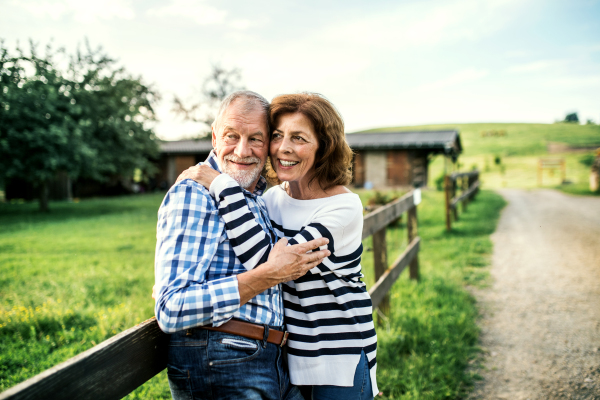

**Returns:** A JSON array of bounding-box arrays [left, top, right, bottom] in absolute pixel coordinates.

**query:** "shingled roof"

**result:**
[[345, 130, 462, 155], [159, 139, 213, 154], [159, 130, 462, 156]]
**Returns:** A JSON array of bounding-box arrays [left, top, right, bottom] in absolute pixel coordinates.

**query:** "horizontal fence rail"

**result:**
[[0, 318, 168, 400], [445, 171, 480, 231], [1, 190, 422, 400]]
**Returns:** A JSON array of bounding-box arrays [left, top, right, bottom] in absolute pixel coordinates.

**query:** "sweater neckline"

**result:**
[[275, 184, 358, 206]]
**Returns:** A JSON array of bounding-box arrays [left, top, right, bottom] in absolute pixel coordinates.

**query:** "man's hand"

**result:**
[[237, 237, 330, 305], [152, 284, 157, 301], [176, 165, 220, 189]]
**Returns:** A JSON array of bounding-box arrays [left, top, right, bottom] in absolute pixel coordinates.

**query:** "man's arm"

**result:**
[[154, 182, 239, 332]]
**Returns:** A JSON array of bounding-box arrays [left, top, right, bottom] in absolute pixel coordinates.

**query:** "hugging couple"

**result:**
[[154, 91, 378, 400]]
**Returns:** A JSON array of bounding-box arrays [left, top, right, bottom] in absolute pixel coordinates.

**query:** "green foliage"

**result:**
[[0, 40, 159, 210], [564, 112, 579, 123], [579, 153, 596, 168], [434, 171, 445, 191], [367, 190, 399, 206]]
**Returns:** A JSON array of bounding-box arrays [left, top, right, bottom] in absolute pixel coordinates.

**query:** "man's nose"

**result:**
[[234, 137, 253, 159]]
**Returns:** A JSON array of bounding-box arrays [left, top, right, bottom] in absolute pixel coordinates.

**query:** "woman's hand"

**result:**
[[176, 165, 221, 189]]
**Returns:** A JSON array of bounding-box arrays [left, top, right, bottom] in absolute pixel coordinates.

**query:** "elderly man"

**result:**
[[154, 90, 329, 400]]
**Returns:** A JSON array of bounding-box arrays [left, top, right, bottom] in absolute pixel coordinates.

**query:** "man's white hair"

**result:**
[[212, 90, 270, 133]]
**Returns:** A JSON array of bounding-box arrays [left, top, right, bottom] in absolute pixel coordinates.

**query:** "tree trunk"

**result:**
[[39, 180, 49, 212]]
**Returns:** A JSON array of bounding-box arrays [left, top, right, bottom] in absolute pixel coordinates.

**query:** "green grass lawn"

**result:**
[[362, 122, 600, 194], [0, 189, 505, 399]]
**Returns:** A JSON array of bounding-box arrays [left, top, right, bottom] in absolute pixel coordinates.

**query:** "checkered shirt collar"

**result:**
[[204, 150, 267, 196]]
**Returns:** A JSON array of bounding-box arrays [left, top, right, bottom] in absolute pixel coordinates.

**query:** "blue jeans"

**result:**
[[303, 351, 373, 400], [167, 328, 304, 400]]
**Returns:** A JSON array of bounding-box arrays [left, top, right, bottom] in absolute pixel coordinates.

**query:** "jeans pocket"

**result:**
[[167, 365, 193, 400], [208, 334, 261, 366]]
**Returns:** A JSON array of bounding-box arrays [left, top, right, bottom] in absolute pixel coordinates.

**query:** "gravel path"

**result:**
[[469, 189, 600, 400]]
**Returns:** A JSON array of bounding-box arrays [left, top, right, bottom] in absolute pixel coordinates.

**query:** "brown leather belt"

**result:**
[[200, 319, 289, 347]]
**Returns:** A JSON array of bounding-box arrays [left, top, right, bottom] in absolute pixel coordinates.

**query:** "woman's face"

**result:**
[[270, 112, 319, 186]]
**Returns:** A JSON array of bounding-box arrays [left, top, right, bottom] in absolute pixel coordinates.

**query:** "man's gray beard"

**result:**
[[219, 155, 262, 189]]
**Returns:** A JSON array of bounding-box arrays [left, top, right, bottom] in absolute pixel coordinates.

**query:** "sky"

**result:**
[[1, 0, 599, 140]]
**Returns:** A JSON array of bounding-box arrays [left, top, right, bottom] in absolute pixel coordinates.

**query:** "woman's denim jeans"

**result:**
[[167, 328, 303, 400]]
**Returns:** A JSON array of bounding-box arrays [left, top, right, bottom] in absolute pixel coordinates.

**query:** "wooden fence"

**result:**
[[0, 190, 421, 400], [444, 171, 480, 231]]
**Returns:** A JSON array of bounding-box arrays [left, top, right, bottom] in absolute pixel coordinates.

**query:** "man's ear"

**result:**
[[211, 126, 217, 150]]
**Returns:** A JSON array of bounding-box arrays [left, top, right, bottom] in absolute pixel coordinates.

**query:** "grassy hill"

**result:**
[[360, 123, 600, 191]]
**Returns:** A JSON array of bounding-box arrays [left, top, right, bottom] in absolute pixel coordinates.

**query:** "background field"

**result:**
[[0, 187, 505, 399], [363, 123, 600, 193]]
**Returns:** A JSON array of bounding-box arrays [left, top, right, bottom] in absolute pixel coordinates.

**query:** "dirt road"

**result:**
[[469, 189, 600, 400]]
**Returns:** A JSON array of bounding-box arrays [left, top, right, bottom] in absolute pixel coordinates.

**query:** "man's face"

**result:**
[[212, 99, 269, 191]]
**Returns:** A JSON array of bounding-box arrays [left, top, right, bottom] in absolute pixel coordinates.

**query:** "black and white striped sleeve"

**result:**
[[210, 175, 363, 279], [209, 174, 277, 271]]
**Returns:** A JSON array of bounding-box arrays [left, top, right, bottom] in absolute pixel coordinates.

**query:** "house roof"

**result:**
[[345, 130, 462, 155], [159, 130, 463, 157], [159, 139, 213, 154]]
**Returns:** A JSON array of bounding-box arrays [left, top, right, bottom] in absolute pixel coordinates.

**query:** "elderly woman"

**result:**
[[181, 93, 378, 400]]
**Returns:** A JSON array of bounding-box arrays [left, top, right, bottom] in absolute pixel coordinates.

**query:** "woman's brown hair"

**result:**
[[266, 93, 353, 190]]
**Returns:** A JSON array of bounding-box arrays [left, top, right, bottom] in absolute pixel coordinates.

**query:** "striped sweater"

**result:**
[[210, 175, 378, 395]]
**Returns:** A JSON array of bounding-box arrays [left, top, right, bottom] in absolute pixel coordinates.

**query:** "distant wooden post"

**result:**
[[462, 177, 468, 212], [444, 175, 451, 231], [372, 228, 389, 319], [407, 206, 419, 280], [452, 178, 458, 221]]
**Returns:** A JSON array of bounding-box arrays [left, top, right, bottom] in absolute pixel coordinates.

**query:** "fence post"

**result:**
[[462, 177, 468, 213], [407, 206, 419, 280], [444, 175, 451, 231], [452, 177, 458, 221], [372, 227, 389, 319]]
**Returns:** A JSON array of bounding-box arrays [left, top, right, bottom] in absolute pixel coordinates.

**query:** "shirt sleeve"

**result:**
[[154, 180, 241, 333], [210, 175, 364, 280], [210, 174, 277, 271]]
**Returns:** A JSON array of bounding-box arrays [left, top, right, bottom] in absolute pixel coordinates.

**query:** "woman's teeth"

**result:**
[[280, 160, 299, 167]]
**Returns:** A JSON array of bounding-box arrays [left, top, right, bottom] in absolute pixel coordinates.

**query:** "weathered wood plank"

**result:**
[[362, 191, 415, 240], [407, 207, 419, 280], [368, 237, 420, 309], [450, 180, 480, 208], [0, 317, 169, 400], [372, 228, 389, 315], [449, 171, 479, 180]]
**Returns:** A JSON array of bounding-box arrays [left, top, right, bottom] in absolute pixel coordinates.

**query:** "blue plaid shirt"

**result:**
[[154, 151, 282, 333]]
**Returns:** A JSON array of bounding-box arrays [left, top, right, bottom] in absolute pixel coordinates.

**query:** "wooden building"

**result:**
[[156, 130, 462, 190], [346, 130, 462, 188], [156, 139, 213, 188]]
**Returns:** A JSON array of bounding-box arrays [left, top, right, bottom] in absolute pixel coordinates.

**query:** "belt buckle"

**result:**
[[280, 331, 289, 347]]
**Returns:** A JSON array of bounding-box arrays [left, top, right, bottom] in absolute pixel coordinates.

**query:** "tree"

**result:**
[[0, 40, 160, 211], [67, 42, 159, 186], [0, 41, 88, 211], [564, 112, 579, 123], [172, 64, 244, 137]]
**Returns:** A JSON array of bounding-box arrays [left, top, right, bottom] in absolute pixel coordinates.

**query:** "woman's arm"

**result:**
[[211, 174, 363, 279]]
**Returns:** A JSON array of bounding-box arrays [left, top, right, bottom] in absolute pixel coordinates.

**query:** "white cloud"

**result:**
[[9, 0, 135, 22], [508, 60, 565, 73], [318, 0, 523, 50], [147, 0, 227, 25], [415, 68, 489, 92]]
